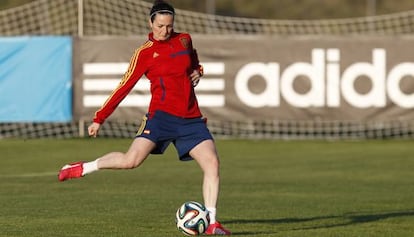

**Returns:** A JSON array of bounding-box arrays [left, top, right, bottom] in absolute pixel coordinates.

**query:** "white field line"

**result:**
[[0, 171, 57, 178]]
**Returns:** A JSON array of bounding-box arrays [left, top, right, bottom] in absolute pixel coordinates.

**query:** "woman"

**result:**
[[58, 0, 231, 235]]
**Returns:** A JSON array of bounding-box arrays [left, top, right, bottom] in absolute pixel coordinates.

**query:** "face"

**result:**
[[149, 14, 174, 41]]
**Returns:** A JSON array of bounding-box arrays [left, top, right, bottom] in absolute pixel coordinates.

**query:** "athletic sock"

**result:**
[[206, 207, 217, 224], [82, 159, 99, 176]]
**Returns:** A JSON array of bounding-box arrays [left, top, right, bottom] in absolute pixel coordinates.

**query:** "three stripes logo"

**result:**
[[82, 62, 225, 108]]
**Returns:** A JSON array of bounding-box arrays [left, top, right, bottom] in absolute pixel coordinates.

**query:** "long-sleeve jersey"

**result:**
[[93, 32, 203, 124]]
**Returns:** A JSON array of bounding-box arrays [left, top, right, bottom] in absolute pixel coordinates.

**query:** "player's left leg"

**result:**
[[189, 139, 220, 210], [189, 139, 231, 235]]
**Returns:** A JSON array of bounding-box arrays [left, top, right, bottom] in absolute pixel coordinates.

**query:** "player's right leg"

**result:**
[[58, 137, 155, 181]]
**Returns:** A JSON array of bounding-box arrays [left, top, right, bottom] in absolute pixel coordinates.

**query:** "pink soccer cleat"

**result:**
[[58, 162, 84, 182], [205, 221, 231, 235]]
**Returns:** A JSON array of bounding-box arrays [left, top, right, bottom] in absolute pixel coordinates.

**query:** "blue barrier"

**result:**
[[0, 36, 72, 122]]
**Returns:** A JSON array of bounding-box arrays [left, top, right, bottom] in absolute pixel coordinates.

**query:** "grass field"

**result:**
[[1, 138, 414, 236]]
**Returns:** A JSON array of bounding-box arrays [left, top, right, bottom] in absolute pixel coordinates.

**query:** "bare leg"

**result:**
[[189, 139, 220, 211], [191, 140, 232, 234], [59, 137, 156, 181], [97, 137, 156, 169]]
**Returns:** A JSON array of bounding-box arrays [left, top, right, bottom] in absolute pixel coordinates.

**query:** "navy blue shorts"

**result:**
[[136, 111, 213, 161]]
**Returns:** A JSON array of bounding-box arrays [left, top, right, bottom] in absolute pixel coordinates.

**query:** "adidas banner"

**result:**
[[73, 36, 414, 122]]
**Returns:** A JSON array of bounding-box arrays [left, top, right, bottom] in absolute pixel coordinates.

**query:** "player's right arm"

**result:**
[[88, 122, 100, 137], [90, 42, 152, 136]]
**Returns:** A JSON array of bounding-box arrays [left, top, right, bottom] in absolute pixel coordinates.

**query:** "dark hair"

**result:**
[[149, 0, 175, 22]]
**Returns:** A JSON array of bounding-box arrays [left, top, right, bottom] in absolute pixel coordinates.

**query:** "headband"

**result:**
[[150, 10, 175, 19]]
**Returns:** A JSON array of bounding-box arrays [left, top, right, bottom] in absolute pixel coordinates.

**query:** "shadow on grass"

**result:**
[[224, 209, 414, 235]]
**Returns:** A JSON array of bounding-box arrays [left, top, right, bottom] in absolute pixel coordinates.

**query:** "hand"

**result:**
[[88, 122, 101, 138], [190, 69, 201, 87]]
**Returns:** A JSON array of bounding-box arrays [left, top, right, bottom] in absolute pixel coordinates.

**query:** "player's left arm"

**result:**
[[189, 35, 203, 87], [190, 67, 202, 87]]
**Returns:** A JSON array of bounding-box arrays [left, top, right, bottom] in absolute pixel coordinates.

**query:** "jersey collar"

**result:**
[[148, 31, 177, 43]]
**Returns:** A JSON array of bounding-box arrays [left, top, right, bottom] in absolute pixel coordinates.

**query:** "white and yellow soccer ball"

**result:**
[[175, 201, 210, 236]]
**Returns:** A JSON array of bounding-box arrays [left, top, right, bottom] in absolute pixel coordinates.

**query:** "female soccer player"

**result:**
[[58, 0, 231, 235]]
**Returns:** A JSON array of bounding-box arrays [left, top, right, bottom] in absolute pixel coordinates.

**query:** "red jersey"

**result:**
[[93, 32, 203, 124]]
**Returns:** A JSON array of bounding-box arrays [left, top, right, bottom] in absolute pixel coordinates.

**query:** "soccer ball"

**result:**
[[175, 201, 210, 236]]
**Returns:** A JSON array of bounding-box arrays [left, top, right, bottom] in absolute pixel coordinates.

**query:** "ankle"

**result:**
[[82, 160, 99, 176], [206, 207, 217, 224]]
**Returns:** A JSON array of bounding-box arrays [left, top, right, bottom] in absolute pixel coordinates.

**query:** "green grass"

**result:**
[[1, 138, 414, 236]]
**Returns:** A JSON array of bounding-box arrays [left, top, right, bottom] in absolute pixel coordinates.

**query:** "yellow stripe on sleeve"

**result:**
[[94, 41, 153, 121]]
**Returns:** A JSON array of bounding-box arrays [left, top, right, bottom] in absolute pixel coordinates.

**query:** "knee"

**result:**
[[211, 156, 220, 169], [122, 160, 137, 169], [121, 154, 143, 169], [205, 155, 220, 176]]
